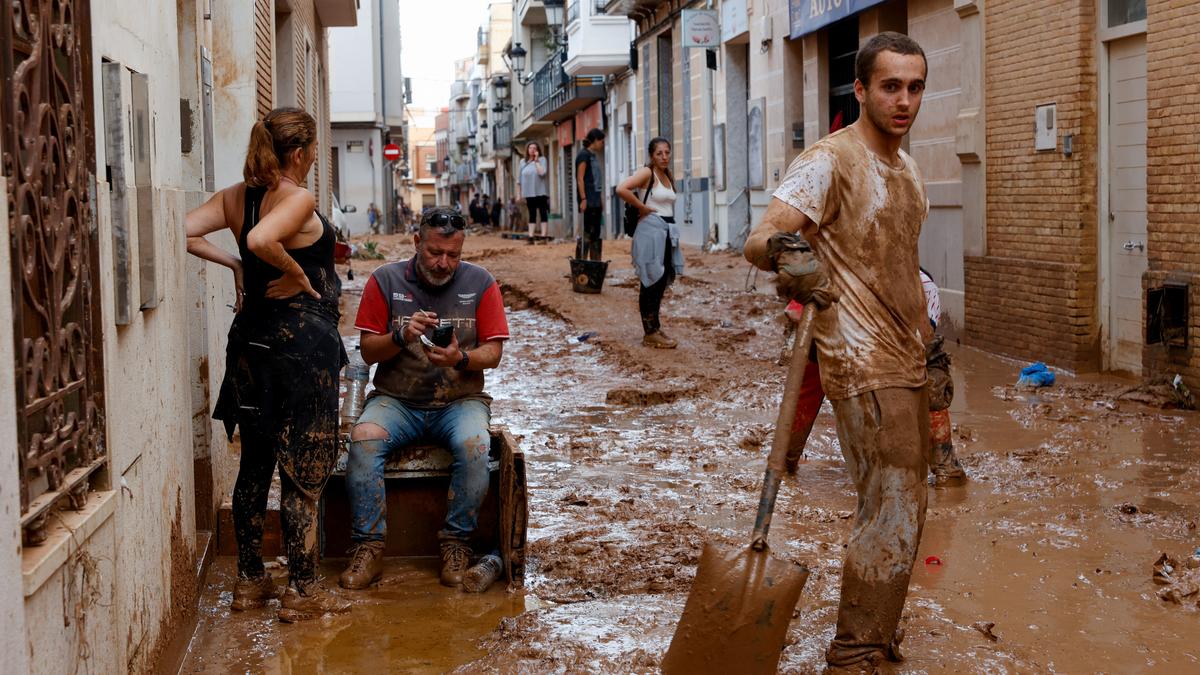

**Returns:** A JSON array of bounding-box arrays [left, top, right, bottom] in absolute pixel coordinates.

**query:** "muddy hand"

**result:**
[[776, 250, 838, 309], [423, 332, 461, 368], [404, 310, 439, 344], [265, 270, 321, 300]]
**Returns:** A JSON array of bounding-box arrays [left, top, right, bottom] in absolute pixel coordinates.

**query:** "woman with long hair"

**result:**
[[517, 141, 550, 241], [185, 107, 350, 622], [617, 137, 684, 348]]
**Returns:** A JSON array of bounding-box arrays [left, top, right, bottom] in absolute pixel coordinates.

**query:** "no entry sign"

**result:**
[[382, 143, 402, 162]]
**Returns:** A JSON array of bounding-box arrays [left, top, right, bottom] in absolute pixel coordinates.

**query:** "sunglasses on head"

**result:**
[[424, 212, 466, 230]]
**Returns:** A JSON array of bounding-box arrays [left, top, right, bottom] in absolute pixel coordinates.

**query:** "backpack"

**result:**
[[622, 177, 652, 237]]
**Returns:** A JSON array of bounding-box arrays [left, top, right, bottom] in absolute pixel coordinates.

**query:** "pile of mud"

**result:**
[[1153, 552, 1200, 607]]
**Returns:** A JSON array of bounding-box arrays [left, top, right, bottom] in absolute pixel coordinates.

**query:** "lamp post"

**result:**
[[506, 43, 532, 86]]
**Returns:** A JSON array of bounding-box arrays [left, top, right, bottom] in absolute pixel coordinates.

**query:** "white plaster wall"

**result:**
[[330, 1, 378, 122], [0, 180, 31, 674], [14, 2, 204, 672], [212, 1, 259, 188], [334, 127, 386, 234]]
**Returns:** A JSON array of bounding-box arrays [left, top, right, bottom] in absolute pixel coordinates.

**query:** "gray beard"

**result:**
[[416, 260, 453, 287]]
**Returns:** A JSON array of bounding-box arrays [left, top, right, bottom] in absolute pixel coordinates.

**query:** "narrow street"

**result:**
[[180, 236, 1200, 673]]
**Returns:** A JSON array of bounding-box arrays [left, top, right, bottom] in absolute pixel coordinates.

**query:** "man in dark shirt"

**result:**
[[340, 207, 510, 590], [575, 128, 606, 261]]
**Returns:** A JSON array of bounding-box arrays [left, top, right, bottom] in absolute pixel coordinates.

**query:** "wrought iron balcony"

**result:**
[[533, 48, 606, 122], [493, 115, 513, 152], [451, 80, 470, 102]]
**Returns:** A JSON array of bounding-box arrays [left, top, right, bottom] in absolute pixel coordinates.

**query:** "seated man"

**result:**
[[341, 207, 510, 589]]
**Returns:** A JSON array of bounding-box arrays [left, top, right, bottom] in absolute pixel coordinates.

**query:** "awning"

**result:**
[[788, 0, 886, 40]]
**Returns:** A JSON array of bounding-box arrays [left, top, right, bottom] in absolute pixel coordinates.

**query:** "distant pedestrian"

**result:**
[[367, 202, 381, 233], [617, 137, 683, 349], [468, 194, 482, 224], [184, 107, 350, 622], [480, 194, 492, 227], [575, 128, 606, 260], [491, 196, 503, 230], [517, 142, 549, 241]]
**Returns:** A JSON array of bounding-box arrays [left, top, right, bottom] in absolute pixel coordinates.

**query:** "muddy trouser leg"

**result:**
[[347, 395, 424, 544], [429, 399, 492, 542], [278, 467, 322, 591], [788, 357, 825, 465], [638, 239, 675, 335], [232, 428, 277, 579], [928, 408, 966, 483], [583, 207, 603, 260], [826, 387, 929, 668]]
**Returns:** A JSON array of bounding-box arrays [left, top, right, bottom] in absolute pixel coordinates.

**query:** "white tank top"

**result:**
[[645, 170, 676, 218]]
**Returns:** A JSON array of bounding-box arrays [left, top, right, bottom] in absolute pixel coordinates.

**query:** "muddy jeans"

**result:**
[[827, 386, 930, 668], [233, 427, 323, 590], [348, 395, 491, 543]]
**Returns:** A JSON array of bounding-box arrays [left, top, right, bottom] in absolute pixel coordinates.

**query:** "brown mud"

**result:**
[[180, 235, 1200, 673]]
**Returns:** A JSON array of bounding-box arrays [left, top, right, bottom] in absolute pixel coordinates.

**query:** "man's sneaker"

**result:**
[[231, 574, 283, 611], [277, 585, 352, 623], [929, 442, 968, 487], [642, 331, 678, 349], [440, 540, 473, 587], [339, 541, 385, 590]]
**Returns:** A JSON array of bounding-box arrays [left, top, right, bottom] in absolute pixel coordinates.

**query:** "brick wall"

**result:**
[[965, 0, 1100, 370], [1143, 0, 1200, 384]]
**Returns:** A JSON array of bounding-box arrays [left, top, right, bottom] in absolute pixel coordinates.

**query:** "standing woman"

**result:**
[[617, 137, 684, 349], [185, 107, 350, 622], [517, 141, 550, 241]]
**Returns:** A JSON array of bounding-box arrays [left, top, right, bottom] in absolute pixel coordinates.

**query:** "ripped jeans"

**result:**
[[348, 395, 492, 543]]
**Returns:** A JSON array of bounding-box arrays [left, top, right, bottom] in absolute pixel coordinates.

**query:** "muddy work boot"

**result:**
[[231, 574, 283, 611], [339, 541, 385, 590], [277, 585, 352, 623], [440, 540, 473, 587], [642, 331, 678, 349], [929, 442, 968, 487]]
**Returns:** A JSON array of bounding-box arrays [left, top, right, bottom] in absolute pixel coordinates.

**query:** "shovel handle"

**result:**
[[751, 303, 818, 550]]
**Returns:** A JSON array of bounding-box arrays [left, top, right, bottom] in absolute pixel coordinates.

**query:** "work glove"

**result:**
[[926, 334, 953, 411], [766, 233, 838, 309]]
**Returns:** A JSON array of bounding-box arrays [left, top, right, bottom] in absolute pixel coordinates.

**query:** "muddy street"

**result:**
[[181, 236, 1200, 673]]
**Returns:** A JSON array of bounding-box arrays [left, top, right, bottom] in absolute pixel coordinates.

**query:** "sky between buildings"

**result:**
[[400, 0, 494, 111]]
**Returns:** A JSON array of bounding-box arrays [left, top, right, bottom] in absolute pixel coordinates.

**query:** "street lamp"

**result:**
[[507, 43, 533, 86], [544, 0, 564, 29]]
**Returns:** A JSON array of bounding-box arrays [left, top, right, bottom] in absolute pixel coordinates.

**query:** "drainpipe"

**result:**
[[378, 0, 393, 233]]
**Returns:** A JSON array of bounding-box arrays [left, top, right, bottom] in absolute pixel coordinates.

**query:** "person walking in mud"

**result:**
[[781, 268, 966, 486], [185, 107, 350, 622], [575, 128, 606, 260], [617, 137, 685, 349], [340, 206, 510, 590], [517, 141, 550, 241], [745, 32, 940, 671]]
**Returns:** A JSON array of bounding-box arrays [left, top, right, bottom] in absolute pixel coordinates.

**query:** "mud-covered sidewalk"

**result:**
[[183, 234, 1200, 673]]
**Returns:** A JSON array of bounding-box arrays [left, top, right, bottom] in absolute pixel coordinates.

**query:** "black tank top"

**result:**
[[239, 185, 339, 308]]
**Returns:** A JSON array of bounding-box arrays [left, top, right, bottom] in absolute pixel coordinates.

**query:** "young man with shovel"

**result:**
[[745, 32, 943, 672]]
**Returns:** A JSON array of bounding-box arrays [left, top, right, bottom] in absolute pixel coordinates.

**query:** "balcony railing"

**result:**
[[533, 48, 607, 121], [451, 80, 470, 101], [567, 0, 580, 24], [493, 115, 513, 151]]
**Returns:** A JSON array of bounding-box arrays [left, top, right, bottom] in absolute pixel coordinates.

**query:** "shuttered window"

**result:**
[[254, 0, 274, 119]]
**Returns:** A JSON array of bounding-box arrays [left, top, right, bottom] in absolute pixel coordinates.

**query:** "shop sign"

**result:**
[[681, 10, 720, 48], [788, 0, 886, 39], [721, 0, 748, 43]]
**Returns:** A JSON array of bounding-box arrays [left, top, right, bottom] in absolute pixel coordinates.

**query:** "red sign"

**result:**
[[382, 143, 402, 161]]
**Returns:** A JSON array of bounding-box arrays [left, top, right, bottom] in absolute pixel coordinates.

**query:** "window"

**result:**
[[1107, 0, 1146, 27], [827, 16, 859, 133]]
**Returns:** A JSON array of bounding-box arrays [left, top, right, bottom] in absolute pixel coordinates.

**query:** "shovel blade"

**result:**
[[662, 540, 809, 675]]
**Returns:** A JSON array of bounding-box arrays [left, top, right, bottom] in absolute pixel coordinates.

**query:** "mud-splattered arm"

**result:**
[[744, 199, 818, 271]]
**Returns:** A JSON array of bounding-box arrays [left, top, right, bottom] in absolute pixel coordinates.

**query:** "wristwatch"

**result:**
[[454, 349, 470, 371]]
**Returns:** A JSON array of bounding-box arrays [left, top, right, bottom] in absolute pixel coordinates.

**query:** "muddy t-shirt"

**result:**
[[355, 259, 509, 408], [770, 127, 929, 400]]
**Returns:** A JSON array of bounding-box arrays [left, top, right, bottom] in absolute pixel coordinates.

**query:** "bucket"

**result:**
[[569, 258, 609, 294]]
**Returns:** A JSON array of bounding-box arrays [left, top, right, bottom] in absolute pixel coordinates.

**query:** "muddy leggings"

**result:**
[[638, 237, 676, 335], [826, 386, 929, 668], [233, 427, 321, 591]]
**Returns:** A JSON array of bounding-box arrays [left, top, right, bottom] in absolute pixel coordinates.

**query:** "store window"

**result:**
[[1107, 0, 1146, 27], [827, 16, 859, 133]]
